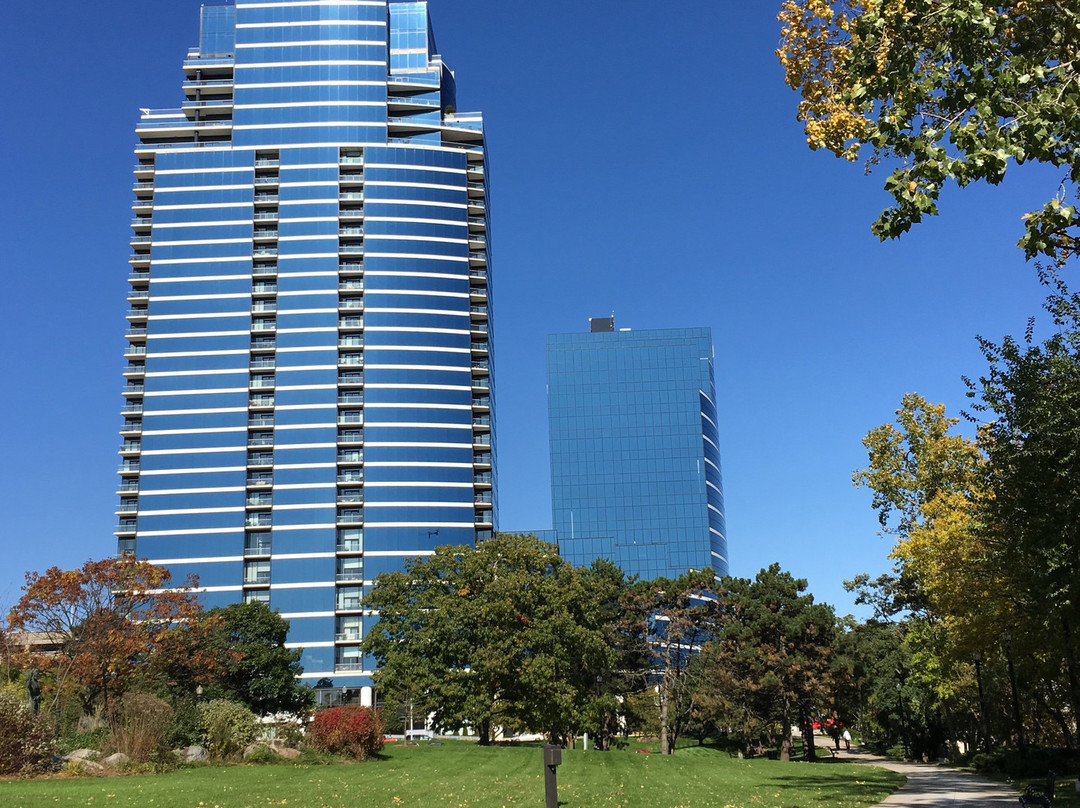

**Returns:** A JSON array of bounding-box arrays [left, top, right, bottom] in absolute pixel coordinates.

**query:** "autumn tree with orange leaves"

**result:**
[[7, 557, 204, 714]]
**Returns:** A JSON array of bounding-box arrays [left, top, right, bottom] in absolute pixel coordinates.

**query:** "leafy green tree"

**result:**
[[697, 565, 837, 761], [623, 569, 719, 755], [778, 0, 1080, 266], [968, 274, 1080, 740], [198, 601, 313, 717], [362, 533, 624, 745]]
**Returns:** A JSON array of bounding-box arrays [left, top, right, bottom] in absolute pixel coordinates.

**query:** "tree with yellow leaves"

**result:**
[[778, 0, 1080, 266]]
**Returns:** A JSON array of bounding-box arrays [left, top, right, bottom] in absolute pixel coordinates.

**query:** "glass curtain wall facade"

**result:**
[[117, 0, 496, 691], [546, 326, 726, 580]]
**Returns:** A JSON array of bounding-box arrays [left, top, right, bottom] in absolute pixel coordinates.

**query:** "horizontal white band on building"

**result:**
[[236, 40, 384, 49]]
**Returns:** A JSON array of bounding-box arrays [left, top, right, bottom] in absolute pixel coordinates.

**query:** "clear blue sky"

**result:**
[[0, 1, 1057, 617]]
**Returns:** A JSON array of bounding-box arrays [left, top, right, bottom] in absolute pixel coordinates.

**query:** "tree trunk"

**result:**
[[941, 703, 960, 761], [659, 682, 671, 755], [799, 706, 816, 761], [477, 718, 491, 746], [779, 702, 792, 762], [1005, 647, 1026, 755], [1063, 618, 1080, 751]]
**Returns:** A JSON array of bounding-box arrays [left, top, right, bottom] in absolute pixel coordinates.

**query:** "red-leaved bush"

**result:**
[[307, 705, 384, 760]]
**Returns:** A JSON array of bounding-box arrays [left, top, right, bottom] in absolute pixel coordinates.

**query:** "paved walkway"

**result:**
[[837, 747, 1021, 807]]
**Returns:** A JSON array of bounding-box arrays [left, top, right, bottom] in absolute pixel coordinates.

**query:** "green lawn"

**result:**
[[0, 741, 904, 808]]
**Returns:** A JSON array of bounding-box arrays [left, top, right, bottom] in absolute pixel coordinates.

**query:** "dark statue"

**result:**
[[26, 668, 41, 714]]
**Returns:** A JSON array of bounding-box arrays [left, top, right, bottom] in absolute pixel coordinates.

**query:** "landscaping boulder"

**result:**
[[175, 745, 209, 763], [63, 749, 100, 763], [104, 753, 130, 768]]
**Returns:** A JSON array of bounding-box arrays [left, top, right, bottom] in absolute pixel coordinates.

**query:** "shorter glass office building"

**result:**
[[546, 321, 726, 580]]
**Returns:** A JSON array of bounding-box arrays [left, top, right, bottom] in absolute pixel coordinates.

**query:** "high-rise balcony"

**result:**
[[181, 98, 234, 113], [136, 118, 233, 137], [339, 207, 364, 220], [339, 244, 364, 256], [243, 571, 271, 587], [386, 95, 440, 110], [339, 191, 364, 202], [244, 541, 272, 558], [181, 78, 234, 95], [254, 211, 279, 221]]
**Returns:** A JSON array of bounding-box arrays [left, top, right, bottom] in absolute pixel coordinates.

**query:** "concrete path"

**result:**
[[838, 747, 1021, 807]]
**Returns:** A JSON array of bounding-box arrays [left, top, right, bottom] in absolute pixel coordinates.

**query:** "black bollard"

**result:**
[[543, 743, 562, 808]]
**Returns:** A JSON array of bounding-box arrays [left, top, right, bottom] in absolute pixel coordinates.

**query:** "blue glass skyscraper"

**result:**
[[547, 320, 726, 580], [117, 1, 495, 696]]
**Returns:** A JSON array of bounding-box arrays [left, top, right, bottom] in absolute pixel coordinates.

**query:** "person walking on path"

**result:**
[[845, 746, 1021, 807]]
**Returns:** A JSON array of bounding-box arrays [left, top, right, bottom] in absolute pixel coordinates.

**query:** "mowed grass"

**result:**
[[0, 741, 904, 808]]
